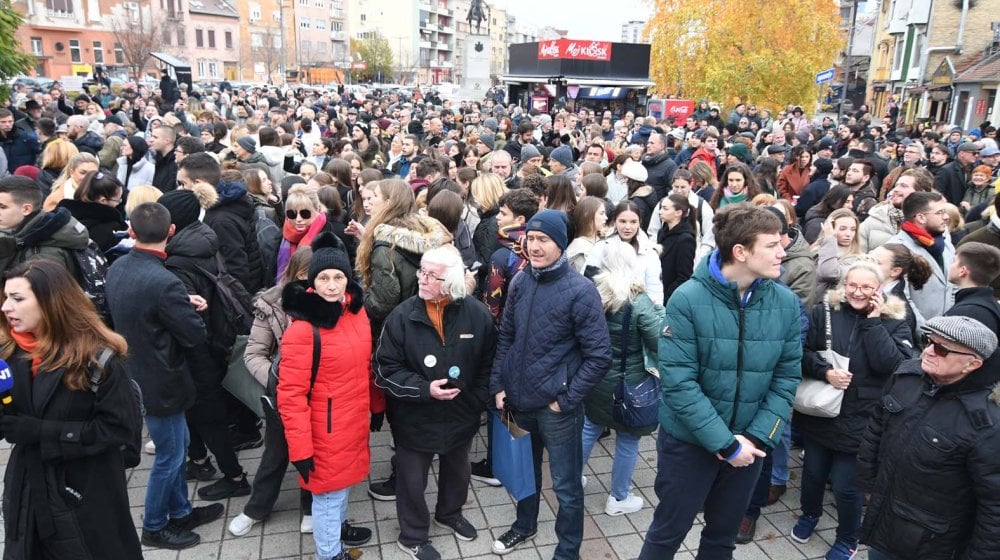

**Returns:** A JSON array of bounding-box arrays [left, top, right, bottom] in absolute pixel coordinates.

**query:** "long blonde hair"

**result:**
[[52, 152, 99, 193], [824, 208, 862, 257], [40, 139, 79, 171], [355, 179, 417, 288]]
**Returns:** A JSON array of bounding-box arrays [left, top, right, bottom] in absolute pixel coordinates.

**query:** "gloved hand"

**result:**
[[370, 411, 385, 432], [292, 457, 315, 483], [0, 414, 43, 444]]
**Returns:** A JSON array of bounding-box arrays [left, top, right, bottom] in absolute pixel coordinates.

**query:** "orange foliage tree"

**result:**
[[645, 0, 844, 111]]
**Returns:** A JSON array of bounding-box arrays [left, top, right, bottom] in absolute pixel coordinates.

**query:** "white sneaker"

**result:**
[[581, 475, 588, 488], [300, 514, 313, 534], [228, 513, 258, 537], [144, 440, 156, 455], [605, 493, 644, 516]]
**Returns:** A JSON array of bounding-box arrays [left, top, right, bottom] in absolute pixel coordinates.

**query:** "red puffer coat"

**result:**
[[278, 279, 372, 494]]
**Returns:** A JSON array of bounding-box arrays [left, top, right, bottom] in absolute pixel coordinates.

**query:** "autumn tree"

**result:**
[[0, 0, 35, 102], [110, 3, 165, 80], [349, 34, 394, 83], [646, 0, 843, 111]]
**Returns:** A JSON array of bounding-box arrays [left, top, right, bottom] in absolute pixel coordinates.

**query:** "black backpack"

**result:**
[[255, 207, 280, 289], [72, 239, 111, 324], [192, 252, 255, 357], [89, 348, 144, 469]]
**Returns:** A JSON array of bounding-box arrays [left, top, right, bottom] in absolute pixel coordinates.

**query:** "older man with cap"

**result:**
[[858, 315, 1000, 560], [979, 145, 1000, 178], [490, 209, 612, 558], [937, 142, 980, 206]]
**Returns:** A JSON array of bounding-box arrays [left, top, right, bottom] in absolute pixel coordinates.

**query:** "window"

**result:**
[[251, 33, 263, 48], [360, 13, 366, 22], [30, 37, 43, 56], [249, 3, 261, 21], [315, 19, 325, 30], [208, 30, 215, 48], [273, 35, 282, 48], [46, 0, 73, 14], [314, 0, 323, 6], [299, 0, 307, 4], [114, 42, 124, 64], [162, 27, 172, 45], [195, 29, 204, 47], [300, 17, 310, 28], [316, 41, 325, 53], [208, 62, 218, 77], [177, 26, 186, 46], [92, 41, 103, 64], [69, 39, 81, 62], [197, 60, 206, 76], [225, 30, 233, 49], [910, 31, 924, 69], [332, 20, 343, 31], [892, 36, 904, 71]]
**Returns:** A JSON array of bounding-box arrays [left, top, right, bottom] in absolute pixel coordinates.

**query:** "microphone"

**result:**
[[0, 359, 13, 408]]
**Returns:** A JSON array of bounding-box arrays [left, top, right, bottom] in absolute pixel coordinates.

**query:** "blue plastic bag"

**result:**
[[490, 410, 536, 501]]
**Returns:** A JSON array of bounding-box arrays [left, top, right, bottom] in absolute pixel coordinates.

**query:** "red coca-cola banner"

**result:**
[[663, 100, 695, 121], [537, 39, 613, 61]]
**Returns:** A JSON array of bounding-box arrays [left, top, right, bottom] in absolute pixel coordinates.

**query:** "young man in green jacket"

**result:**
[[639, 204, 803, 559]]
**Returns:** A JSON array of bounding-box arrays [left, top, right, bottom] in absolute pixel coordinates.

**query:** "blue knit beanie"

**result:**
[[525, 209, 569, 250]]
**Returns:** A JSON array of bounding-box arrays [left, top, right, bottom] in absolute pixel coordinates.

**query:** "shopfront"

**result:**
[[501, 40, 652, 118]]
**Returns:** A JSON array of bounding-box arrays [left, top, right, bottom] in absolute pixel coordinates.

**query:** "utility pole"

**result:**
[[278, 0, 286, 84], [838, 0, 858, 121]]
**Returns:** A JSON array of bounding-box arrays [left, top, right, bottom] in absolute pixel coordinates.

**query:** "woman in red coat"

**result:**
[[279, 232, 373, 560]]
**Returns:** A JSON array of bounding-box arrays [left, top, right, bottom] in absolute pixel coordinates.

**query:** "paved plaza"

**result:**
[[0, 423, 871, 559]]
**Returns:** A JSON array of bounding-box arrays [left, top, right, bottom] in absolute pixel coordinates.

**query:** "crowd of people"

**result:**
[[1, 76, 1000, 560]]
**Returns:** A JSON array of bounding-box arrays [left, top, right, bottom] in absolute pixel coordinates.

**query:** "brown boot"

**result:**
[[767, 484, 787, 505]]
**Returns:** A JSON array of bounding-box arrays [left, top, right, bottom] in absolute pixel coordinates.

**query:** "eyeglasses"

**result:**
[[416, 268, 445, 282], [286, 209, 312, 220], [921, 334, 978, 358], [844, 282, 877, 295]]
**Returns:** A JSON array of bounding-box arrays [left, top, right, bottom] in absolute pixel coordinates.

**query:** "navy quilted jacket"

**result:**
[[658, 251, 802, 454], [491, 256, 612, 412]]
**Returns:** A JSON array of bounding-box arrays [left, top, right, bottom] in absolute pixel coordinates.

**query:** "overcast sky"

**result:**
[[496, 0, 654, 42]]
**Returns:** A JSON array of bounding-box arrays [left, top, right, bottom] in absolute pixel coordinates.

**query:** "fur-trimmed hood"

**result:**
[[281, 279, 365, 329], [372, 214, 451, 255], [826, 288, 908, 320]]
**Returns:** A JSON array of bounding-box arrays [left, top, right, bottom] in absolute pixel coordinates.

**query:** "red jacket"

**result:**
[[278, 280, 372, 494], [778, 164, 811, 200], [687, 147, 718, 177]]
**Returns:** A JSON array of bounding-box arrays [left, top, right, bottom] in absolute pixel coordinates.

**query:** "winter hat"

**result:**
[[813, 158, 834, 177], [957, 142, 981, 153], [817, 137, 836, 152], [479, 132, 496, 151], [922, 315, 997, 359], [159, 189, 202, 232], [520, 143, 541, 161], [308, 232, 353, 285], [550, 145, 574, 168], [794, 129, 810, 145], [236, 136, 257, 153], [762, 206, 789, 236], [621, 158, 648, 183], [13, 165, 40, 181], [483, 117, 498, 133], [353, 121, 370, 138], [727, 143, 751, 163], [525, 209, 569, 251]]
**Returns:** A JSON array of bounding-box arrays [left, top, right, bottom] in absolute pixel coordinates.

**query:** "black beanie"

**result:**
[[159, 189, 201, 232], [308, 232, 352, 285]]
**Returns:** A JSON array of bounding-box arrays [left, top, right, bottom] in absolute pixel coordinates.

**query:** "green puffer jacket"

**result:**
[[583, 292, 664, 435], [658, 251, 803, 454]]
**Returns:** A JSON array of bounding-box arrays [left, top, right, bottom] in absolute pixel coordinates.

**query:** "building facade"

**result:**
[[349, 0, 455, 85], [13, 0, 128, 79], [621, 20, 646, 43]]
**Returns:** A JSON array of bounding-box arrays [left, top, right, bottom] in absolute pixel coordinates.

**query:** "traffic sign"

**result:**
[[815, 68, 835, 84]]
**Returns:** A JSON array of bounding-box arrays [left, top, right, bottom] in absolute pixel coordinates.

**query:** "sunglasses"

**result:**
[[286, 209, 312, 220], [921, 334, 977, 358]]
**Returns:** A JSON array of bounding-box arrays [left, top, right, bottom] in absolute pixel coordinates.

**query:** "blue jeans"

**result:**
[[581, 416, 642, 500], [771, 422, 791, 485], [511, 405, 585, 560], [639, 431, 763, 560], [312, 487, 350, 560], [799, 436, 862, 545], [144, 413, 192, 531]]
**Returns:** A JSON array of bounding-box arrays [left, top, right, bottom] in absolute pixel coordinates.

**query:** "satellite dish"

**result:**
[[55, 42, 65, 51]]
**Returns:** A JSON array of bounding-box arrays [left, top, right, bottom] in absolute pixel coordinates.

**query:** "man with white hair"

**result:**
[[67, 114, 104, 156], [374, 245, 497, 560]]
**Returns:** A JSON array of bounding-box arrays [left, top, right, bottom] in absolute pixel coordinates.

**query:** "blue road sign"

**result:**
[[815, 68, 835, 85]]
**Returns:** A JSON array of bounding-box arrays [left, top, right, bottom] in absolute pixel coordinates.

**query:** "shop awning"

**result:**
[[501, 75, 653, 88], [578, 87, 629, 99]]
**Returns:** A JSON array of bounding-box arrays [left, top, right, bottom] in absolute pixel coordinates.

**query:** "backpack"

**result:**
[[89, 348, 144, 469], [255, 207, 280, 288], [192, 252, 255, 357], [72, 240, 111, 324]]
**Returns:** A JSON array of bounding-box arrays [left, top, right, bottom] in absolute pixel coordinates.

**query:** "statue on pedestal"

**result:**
[[466, 0, 489, 35]]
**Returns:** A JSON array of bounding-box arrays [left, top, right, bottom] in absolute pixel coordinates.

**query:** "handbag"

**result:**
[[221, 335, 265, 418], [490, 410, 536, 501], [611, 302, 662, 429], [794, 297, 848, 418]]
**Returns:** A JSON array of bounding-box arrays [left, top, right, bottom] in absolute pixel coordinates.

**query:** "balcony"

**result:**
[[430, 59, 452, 68], [330, 7, 344, 19], [437, 41, 451, 51], [330, 30, 347, 42], [46, 8, 74, 18], [420, 38, 432, 49]]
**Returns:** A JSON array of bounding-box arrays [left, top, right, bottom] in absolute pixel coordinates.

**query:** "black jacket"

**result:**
[[858, 359, 1000, 559], [642, 151, 678, 200], [473, 206, 500, 287], [1, 353, 142, 560], [944, 286, 1000, 374], [107, 248, 207, 415], [373, 295, 496, 454], [1, 127, 41, 173], [151, 149, 178, 193], [56, 199, 127, 253], [73, 131, 104, 156], [205, 181, 264, 294], [796, 289, 912, 454], [165, 222, 231, 423], [658, 219, 695, 305], [936, 160, 971, 206]]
